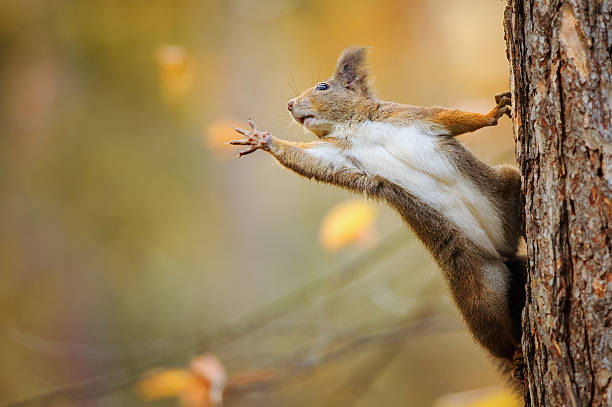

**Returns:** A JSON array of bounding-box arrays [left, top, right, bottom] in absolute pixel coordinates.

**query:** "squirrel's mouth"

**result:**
[[296, 115, 314, 125]]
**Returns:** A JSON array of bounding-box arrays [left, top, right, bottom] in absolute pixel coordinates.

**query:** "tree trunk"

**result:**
[[503, 1, 612, 406]]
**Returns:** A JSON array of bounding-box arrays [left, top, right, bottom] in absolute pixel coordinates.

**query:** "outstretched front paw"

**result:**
[[230, 118, 273, 158], [491, 91, 512, 123]]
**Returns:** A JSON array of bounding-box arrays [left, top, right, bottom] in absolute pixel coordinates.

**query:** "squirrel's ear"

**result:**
[[333, 47, 370, 96]]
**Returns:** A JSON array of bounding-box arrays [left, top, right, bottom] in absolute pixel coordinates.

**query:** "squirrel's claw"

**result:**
[[230, 118, 271, 157], [231, 126, 257, 155], [500, 105, 512, 119], [495, 91, 511, 105], [229, 139, 251, 145], [234, 127, 251, 137], [492, 93, 512, 121], [238, 146, 258, 157]]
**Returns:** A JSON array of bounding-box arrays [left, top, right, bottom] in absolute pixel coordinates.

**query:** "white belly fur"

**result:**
[[337, 121, 505, 259]]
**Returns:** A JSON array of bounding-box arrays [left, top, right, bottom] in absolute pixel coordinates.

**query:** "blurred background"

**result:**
[[0, 0, 519, 406]]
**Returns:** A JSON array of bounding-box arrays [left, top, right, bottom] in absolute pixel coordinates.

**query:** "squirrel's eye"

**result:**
[[316, 82, 329, 91]]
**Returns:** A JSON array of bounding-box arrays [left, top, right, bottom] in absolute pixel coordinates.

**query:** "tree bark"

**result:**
[[503, 1, 612, 406]]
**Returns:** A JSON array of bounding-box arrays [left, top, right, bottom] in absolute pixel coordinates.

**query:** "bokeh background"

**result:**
[[0, 0, 519, 406]]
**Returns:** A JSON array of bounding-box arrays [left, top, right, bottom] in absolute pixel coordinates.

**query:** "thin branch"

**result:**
[[223, 313, 459, 398], [3, 230, 413, 407]]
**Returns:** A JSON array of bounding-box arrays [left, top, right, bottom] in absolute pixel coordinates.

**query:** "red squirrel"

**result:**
[[231, 47, 526, 378]]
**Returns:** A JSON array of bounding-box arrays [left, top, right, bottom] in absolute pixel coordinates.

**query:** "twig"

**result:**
[[223, 313, 459, 398], [3, 230, 412, 406]]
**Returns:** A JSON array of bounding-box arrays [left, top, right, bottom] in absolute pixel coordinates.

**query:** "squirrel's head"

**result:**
[[288, 47, 373, 137]]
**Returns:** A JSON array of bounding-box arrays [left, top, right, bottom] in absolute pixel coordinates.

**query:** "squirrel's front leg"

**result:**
[[431, 91, 512, 136], [232, 119, 368, 191]]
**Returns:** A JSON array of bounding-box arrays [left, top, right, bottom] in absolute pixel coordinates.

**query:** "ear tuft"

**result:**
[[333, 47, 371, 96]]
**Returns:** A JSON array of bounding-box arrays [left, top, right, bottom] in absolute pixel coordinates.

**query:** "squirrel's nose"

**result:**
[[287, 100, 294, 111]]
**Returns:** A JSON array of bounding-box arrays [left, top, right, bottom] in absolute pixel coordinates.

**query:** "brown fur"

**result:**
[[234, 47, 525, 375], [266, 137, 521, 361], [289, 48, 511, 138]]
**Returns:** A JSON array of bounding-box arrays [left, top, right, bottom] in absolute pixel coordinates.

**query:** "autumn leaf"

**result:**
[[205, 119, 245, 158], [137, 353, 226, 406], [319, 200, 377, 251], [138, 369, 199, 400], [467, 391, 521, 407], [433, 386, 521, 407]]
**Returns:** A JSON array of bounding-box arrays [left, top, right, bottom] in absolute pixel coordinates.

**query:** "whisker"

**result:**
[[284, 80, 297, 97], [288, 63, 299, 95], [282, 120, 297, 134]]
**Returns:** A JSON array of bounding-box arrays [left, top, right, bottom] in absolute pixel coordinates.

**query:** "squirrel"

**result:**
[[231, 47, 526, 378]]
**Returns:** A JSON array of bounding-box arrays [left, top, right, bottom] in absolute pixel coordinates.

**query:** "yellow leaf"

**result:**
[[467, 390, 521, 407], [319, 200, 376, 251], [137, 369, 199, 400], [433, 386, 521, 407], [180, 387, 212, 407]]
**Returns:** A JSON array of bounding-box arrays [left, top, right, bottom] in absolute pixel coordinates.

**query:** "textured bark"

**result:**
[[504, 1, 612, 406]]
